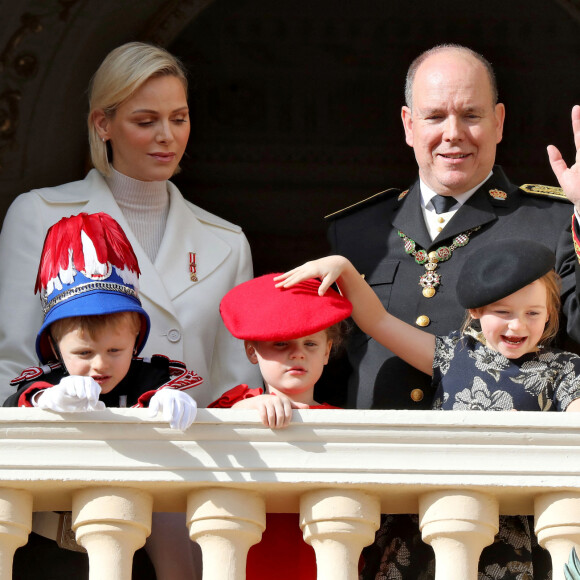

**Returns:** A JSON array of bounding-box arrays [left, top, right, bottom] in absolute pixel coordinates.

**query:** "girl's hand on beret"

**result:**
[[274, 256, 351, 295]]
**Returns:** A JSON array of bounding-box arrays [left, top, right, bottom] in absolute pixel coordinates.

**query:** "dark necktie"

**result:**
[[431, 195, 457, 214]]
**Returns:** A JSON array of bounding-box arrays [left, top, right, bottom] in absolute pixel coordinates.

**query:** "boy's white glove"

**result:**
[[148, 388, 197, 430], [36, 376, 105, 412]]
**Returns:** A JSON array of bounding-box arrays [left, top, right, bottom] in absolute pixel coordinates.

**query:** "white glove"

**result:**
[[148, 388, 197, 430], [36, 376, 105, 412]]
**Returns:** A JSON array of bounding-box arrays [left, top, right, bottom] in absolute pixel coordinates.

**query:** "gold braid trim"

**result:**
[[520, 183, 569, 202]]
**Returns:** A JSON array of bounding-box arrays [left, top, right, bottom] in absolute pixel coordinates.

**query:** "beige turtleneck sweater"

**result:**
[[105, 168, 170, 263]]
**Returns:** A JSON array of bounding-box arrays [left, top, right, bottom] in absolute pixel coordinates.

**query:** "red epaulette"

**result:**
[[10, 361, 62, 386], [147, 354, 204, 391], [164, 360, 203, 391]]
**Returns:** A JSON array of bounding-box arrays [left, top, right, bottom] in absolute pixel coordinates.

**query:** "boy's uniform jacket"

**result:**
[[3, 355, 202, 408]]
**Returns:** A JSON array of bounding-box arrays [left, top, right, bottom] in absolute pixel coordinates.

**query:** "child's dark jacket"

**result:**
[[3, 355, 202, 408]]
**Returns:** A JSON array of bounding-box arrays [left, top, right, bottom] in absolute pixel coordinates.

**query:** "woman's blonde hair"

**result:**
[[461, 270, 561, 347], [88, 42, 188, 175]]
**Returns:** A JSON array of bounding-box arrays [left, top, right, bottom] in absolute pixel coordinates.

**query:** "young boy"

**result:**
[[209, 272, 351, 426], [4, 212, 201, 419], [208, 272, 352, 579], [3, 212, 201, 580]]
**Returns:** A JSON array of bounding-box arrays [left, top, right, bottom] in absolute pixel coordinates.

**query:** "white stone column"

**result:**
[[0, 488, 32, 578], [535, 492, 580, 580], [72, 487, 152, 580], [300, 489, 380, 580], [419, 490, 499, 580], [187, 488, 265, 580]]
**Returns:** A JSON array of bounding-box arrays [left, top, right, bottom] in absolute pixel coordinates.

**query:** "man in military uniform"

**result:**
[[326, 44, 580, 411]]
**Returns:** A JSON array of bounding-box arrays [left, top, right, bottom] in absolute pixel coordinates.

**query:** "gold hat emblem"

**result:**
[[489, 189, 507, 200]]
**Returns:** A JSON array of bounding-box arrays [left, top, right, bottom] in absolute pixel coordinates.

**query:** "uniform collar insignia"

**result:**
[[489, 188, 507, 200]]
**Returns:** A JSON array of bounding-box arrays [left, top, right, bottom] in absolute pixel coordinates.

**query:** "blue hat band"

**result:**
[[41, 281, 138, 316]]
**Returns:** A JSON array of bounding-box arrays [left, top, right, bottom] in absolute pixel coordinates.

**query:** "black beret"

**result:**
[[456, 239, 556, 309]]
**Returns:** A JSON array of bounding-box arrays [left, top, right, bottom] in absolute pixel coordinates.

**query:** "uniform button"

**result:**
[[167, 328, 181, 343], [438, 217, 445, 223], [437, 226, 443, 232], [416, 315, 430, 327], [410, 389, 424, 402]]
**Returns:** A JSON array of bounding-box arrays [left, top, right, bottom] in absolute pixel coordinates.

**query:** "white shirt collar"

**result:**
[[420, 170, 494, 210], [419, 171, 493, 241]]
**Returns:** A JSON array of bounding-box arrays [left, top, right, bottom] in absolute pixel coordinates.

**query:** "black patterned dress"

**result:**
[[360, 330, 580, 580]]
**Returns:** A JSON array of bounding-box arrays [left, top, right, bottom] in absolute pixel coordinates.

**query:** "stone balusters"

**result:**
[[419, 490, 499, 580], [535, 492, 580, 580], [187, 488, 266, 580], [72, 487, 153, 580], [300, 489, 380, 580], [0, 489, 32, 578], [5, 486, 580, 579]]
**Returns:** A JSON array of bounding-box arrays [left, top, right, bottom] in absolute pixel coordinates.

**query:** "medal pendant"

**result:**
[[189, 252, 198, 282], [419, 271, 440, 298], [422, 287, 436, 298]]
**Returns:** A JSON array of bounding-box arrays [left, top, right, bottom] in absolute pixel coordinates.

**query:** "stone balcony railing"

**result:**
[[1, 408, 580, 580]]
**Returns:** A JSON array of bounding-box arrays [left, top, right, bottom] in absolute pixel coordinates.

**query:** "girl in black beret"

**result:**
[[277, 240, 580, 578], [278, 239, 580, 414]]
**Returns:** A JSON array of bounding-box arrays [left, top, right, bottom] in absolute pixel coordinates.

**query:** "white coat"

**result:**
[[0, 169, 262, 405]]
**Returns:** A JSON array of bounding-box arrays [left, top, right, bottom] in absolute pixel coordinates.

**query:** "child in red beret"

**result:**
[[208, 273, 352, 580], [208, 273, 351, 427]]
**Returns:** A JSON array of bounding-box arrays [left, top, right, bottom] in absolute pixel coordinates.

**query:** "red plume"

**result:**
[[98, 213, 140, 275], [35, 213, 140, 294]]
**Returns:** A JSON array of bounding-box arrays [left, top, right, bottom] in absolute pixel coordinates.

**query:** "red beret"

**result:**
[[220, 273, 352, 341]]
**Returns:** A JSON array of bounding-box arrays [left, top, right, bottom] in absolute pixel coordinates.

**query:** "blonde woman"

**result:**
[[0, 41, 260, 580]]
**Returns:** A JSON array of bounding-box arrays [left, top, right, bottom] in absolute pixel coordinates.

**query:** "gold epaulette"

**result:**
[[520, 184, 570, 202], [324, 188, 401, 220]]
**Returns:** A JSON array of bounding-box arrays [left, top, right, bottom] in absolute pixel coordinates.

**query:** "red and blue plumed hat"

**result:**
[[35, 212, 150, 363], [220, 273, 352, 341]]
